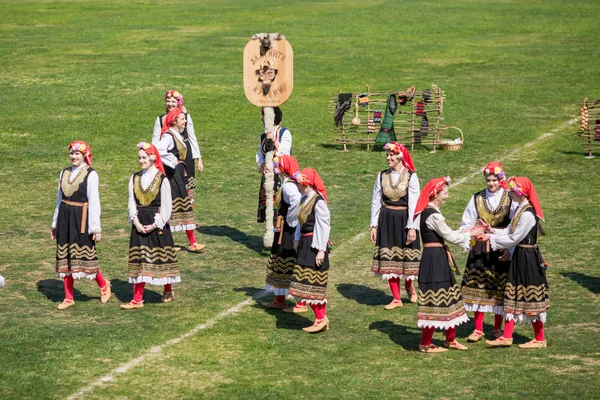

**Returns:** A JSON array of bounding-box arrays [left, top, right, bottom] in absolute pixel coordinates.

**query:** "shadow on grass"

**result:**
[[336, 283, 391, 306], [233, 286, 266, 300], [561, 272, 600, 294], [110, 278, 162, 304], [36, 279, 93, 303], [198, 225, 269, 256], [255, 303, 314, 331], [369, 320, 422, 350]]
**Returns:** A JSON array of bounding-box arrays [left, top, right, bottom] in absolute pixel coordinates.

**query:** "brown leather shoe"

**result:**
[[262, 301, 286, 309], [384, 300, 403, 310], [302, 317, 329, 333], [444, 340, 468, 351], [467, 330, 484, 342], [519, 339, 547, 349], [283, 305, 308, 313], [120, 301, 144, 310], [57, 300, 75, 310], [100, 282, 111, 304], [162, 291, 174, 303], [419, 344, 448, 353], [486, 337, 513, 347], [407, 285, 418, 303], [188, 243, 206, 253]]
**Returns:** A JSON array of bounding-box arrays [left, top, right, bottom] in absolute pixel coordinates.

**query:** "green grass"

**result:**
[[1, 0, 600, 399]]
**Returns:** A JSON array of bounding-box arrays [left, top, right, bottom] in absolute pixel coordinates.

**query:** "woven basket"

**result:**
[[439, 127, 464, 151]]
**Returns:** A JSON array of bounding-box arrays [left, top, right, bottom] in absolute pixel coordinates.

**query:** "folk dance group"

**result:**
[[50, 91, 204, 311], [50, 95, 549, 348]]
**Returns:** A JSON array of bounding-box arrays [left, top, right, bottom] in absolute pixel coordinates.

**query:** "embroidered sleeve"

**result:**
[[406, 173, 420, 230], [370, 172, 382, 227], [51, 171, 64, 229], [87, 170, 102, 233]]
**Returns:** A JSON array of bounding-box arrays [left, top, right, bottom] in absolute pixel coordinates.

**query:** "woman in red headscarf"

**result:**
[[370, 142, 421, 309], [459, 162, 517, 342], [121, 143, 179, 309], [50, 141, 111, 309], [155, 106, 205, 252], [152, 90, 204, 200], [288, 168, 331, 332], [484, 177, 549, 349], [414, 177, 483, 353], [261, 155, 306, 312]]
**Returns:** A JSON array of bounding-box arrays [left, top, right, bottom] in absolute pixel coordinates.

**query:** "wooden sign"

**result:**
[[243, 33, 293, 107]]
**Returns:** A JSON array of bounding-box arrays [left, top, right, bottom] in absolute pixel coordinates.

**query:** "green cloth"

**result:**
[[375, 94, 398, 144]]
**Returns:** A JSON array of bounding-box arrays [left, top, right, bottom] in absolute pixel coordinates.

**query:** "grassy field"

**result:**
[[1, 0, 600, 399]]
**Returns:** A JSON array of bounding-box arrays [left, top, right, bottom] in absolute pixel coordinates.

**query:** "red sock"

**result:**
[[297, 301, 306, 307], [133, 282, 146, 303], [421, 326, 435, 346], [319, 303, 327, 319], [494, 314, 504, 331], [95, 271, 107, 289], [532, 320, 545, 341], [445, 326, 456, 342], [503, 319, 515, 339], [388, 277, 401, 301], [474, 311, 484, 332], [404, 279, 413, 292], [310, 303, 326, 320], [63, 275, 74, 301], [186, 229, 197, 245], [164, 283, 172, 292], [275, 295, 285, 304]]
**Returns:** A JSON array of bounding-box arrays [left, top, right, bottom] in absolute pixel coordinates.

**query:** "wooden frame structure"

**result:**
[[578, 98, 600, 158], [328, 84, 463, 152]]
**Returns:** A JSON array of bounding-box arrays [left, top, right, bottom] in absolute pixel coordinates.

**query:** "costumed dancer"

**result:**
[[156, 106, 205, 252], [261, 155, 306, 313], [460, 162, 517, 342], [485, 177, 549, 348], [370, 142, 421, 309], [50, 141, 111, 310], [289, 168, 331, 333], [152, 90, 204, 201], [256, 106, 292, 224], [414, 177, 483, 353], [121, 143, 179, 309]]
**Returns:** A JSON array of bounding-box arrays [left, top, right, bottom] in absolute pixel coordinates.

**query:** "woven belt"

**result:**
[[384, 205, 407, 210], [423, 242, 458, 275], [62, 199, 88, 234], [301, 232, 314, 238], [178, 160, 188, 177], [517, 244, 537, 248]]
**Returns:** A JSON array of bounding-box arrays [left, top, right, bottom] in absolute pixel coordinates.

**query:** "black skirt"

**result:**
[[166, 163, 194, 230], [128, 205, 179, 285], [371, 207, 421, 278], [265, 222, 297, 294], [503, 246, 549, 321], [289, 235, 330, 303]]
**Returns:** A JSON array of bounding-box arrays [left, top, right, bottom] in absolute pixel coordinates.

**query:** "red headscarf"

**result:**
[[413, 176, 451, 220], [276, 155, 301, 182], [137, 142, 166, 175], [483, 161, 508, 189], [508, 176, 545, 221], [384, 142, 415, 172], [298, 168, 328, 203], [68, 140, 93, 166], [161, 106, 184, 136]]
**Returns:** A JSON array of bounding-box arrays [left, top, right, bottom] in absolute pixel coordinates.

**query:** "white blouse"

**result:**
[[51, 165, 101, 233], [460, 188, 517, 230], [127, 166, 172, 230], [294, 191, 331, 252], [370, 169, 420, 229], [425, 204, 470, 250], [282, 179, 301, 228], [255, 126, 292, 166], [489, 200, 537, 257], [155, 128, 185, 169], [153, 114, 201, 159]]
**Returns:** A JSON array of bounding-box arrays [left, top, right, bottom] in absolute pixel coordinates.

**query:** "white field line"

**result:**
[[67, 118, 576, 399]]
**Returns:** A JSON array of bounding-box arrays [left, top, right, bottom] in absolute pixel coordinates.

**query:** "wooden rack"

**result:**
[[328, 84, 463, 152], [578, 98, 600, 158]]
